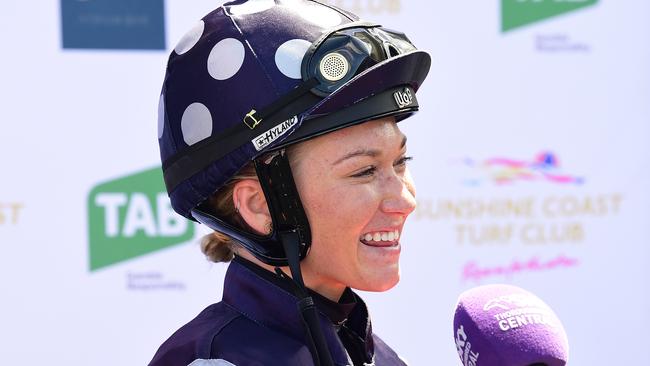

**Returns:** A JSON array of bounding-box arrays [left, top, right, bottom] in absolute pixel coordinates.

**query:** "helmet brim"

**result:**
[[279, 50, 431, 146]]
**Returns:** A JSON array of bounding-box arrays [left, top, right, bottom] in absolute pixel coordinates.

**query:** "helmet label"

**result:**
[[393, 87, 414, 108], [252, 116, 299, 151]]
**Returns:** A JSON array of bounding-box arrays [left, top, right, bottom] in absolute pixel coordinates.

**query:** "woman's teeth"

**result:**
[[361, 230, 400, 243]]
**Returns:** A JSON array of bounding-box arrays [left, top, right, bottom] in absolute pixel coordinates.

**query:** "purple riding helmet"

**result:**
[[158, 1, 430, 364]]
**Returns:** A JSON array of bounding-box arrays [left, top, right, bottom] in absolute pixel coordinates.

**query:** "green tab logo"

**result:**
[[502, 0, 598, 32], [88, 167, 195, 271]]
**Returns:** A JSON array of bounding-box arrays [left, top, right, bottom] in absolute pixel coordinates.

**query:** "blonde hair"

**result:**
[[199, 163, 258, 263]]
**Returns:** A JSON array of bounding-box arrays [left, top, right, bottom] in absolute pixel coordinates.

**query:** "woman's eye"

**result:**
[[395, 156, 413, 167], [351, 166, 376, 178], [349, 157, 412, 178]]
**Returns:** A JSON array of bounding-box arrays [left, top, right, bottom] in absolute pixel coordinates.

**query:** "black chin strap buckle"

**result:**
[[254, 150, 311, 261]]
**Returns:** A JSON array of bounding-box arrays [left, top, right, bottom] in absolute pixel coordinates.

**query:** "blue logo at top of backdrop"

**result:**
[[61, 0, 165, 50]]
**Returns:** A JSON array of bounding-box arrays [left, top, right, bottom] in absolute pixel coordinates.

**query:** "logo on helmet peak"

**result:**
[[393, 87, 413, 108], [252, 116, 299, 151]]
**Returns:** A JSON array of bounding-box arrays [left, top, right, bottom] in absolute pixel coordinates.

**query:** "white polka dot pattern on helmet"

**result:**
[[181, 103, 213, 146], [187, 359, 237, 366], [157, 94, 165, 139], [174, 20, 205, 55], [228, 0, 274, 15], [275, 39, 312, 79], [207, 38, 246, 80]]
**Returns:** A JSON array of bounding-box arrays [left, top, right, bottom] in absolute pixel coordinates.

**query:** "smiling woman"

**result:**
[[288, 118, 415, 297], [149, 1, 430, 365], [222, 118, 416, 301]]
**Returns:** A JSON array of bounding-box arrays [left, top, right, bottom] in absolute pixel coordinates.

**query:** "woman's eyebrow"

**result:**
[[332, 148, 380, 166], [331, 136, 407, 166]]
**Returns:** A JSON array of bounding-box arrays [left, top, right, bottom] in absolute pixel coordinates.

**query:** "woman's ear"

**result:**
[[232, 179, 271, 235]]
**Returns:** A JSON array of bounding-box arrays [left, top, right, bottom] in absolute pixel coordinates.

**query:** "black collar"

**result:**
[[233, 255, 357, 325], [226, 256, 376, 364]]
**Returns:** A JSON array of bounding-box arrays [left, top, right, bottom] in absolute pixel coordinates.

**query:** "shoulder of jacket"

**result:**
[[149, 302, 243, 366], [371, 333, 409, 366], [209, 310, 317, 364]]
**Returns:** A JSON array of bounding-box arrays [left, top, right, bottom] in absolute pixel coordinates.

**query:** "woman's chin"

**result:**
[[354, 268, 401, 292]]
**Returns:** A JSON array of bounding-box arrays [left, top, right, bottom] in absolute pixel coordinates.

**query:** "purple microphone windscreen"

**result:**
[[453, 284, 569, 366]]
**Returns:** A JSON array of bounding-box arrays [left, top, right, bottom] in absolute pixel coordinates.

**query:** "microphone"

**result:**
[[453, 284, 569, 366]]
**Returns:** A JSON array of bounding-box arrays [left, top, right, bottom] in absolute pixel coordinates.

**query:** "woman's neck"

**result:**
[[235, 250, 345, 302]]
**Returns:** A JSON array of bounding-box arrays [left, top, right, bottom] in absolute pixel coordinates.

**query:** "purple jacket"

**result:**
[[149, 258, 408, 366]]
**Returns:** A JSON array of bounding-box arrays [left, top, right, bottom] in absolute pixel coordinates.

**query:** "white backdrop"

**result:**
[[1, 1, 649, 365]]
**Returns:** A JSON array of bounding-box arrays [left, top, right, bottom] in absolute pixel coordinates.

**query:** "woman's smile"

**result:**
[[360, 229, 400, 246]]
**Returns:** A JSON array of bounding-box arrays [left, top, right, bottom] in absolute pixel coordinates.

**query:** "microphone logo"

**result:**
[[483, 293, 560, 332], [455, 324, 480, 366], [483, 293, 541, 311]]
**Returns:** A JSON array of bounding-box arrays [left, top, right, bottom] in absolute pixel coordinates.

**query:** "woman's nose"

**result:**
[[380, 172, 417, 215]]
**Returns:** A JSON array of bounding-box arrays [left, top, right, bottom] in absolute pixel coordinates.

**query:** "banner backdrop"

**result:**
[[1, 1, 648, 365]]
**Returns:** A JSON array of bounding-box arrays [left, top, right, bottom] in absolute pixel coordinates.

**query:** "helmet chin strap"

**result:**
[[254, 151, 334, 366]]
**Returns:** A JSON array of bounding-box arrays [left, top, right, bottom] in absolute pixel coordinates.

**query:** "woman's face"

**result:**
[[290, 117, 416, 300]]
